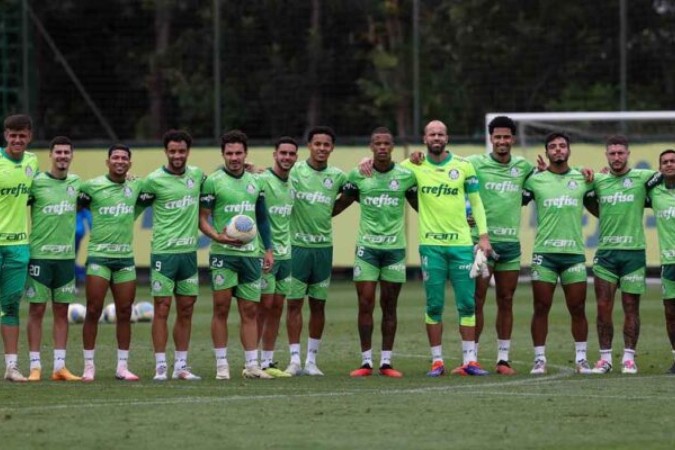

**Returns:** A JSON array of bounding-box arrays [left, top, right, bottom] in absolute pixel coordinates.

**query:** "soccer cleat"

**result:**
[[242, 365, 274, 379], [426, 360, 445, 377], [530, 359, 547, 375], [303, 362, 324, 376], [451, 361, 489, 376], [263, 363, 291, 378], [591, 359, 612, 374], [28, 368, 42, 382], [350, 364, 373, 377], [115, 368, 140, 381], [4, 365, 27, 382], [215, 364, 231, 380], [153, 365, 168, 381], [668, 362, 675, 374], [81, 364, 96, 382], [575, 359, 593, 374], [495, 360, 516, 375], [621, 360, 638, 375], [284, 362, 303, 377], [51, 367, 82, 381], [172, 367, 201, 381], [379, 364, 403, 378]]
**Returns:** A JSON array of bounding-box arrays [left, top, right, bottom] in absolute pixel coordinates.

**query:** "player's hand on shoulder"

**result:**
[[244, 162, 264, 174], [410, 151, 425, 165], [358, 157, 374, 176], [581, 167, 595, 182]]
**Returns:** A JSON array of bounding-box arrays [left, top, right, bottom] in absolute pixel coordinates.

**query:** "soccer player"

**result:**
[[334, 127, 417, 377], [647, 149, 675, 374], [199, 129, 274, 380], [79, 144, 144, 381], [403, 120, 492, 377], [25, 136, 81, 381], [255, 137, 298, 377], [468, 116, 536, 375], [584, 135, 657, 375], [0, 114, 39, 382], [138, 130, 204, 381], [523, 132, 594, 375], [284, 126, 347, 376]]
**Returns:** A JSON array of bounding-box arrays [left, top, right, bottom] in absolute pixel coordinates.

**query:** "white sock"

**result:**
[[497, 339, 510, 362], [53, 349, 66, 371], [475, 342, 480, 360], [214, 347, 228, 367], [117, 349, 129, 371], [534, 346, 546, 362], [306, 338, 321, 365], [289, 343, 301, 365], [380, 350, 392, 367], [261, 350, 274, 369], [5, 354, 18, 368], [431, 345, 443, 363], [462, 341, 477, 364], [574, 342, 587, 363], [599, 348, 612, 365], [622, 348, 635, 364], [29, 351, 41, 370], [155, 352, 167, 369], [174, 350, 188, 370], [83, 349, 95, 366], [361, 349, 373, 367], [244, 350, 258, 369]]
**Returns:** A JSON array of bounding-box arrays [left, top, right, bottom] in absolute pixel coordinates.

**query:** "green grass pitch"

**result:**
[[1, 281, 673, 449]]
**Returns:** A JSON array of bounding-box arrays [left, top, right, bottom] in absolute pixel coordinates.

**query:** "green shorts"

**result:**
[[531, 253, 586, 285], [209, 253, 262, 301], [87, 257, 136, 284], [261, 259, 292, 296], [0, 244, 30, 326], [25, 259, 76, 303], [353, 246, 406, 283], [662, 264, 675, 300], [592, 249, 646, 294], [490, 241, 521, 272], [288, 246, 332, 301], [151, 252, 199, 297], [419, 245, 475, 326]]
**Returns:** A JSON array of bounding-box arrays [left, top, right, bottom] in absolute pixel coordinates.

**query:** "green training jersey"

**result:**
[[587, 169, 656, 250], [401, 153, 480, 246], [647, 181, 675, 265], [200, 169, 263, 256], [78, 175, 143, 259], [29, 172, 80, 259], [523, 169, 594, 255], [289, 160, 346, 248], [0, 148, 39, 246], [257, 169, 293, 260], [343, 163, 416, 250], [466, 153, 534, 243], [138, 166, 205, 254]]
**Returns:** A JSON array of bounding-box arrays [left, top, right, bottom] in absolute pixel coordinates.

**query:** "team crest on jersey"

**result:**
[[323, 178, 334, 189], [567, 180, 578, 190], [389, 180, 400, 191], [448, 169, 459, 180], [289, 189, 296, 200], [531, 270, 540, 281], [25, 287, 36, 298], [510, 167, 520, 177], [187, 178, 195, 189], [67, 186, 76, 197], [25, 165, 34, 178], [623, 178, 633, 188], [246, 183, 256, 194], [353, 265, 362, 277], [123, 186, 133, 197], [152, 281, 162, 292], [214, 274, 225, 286]]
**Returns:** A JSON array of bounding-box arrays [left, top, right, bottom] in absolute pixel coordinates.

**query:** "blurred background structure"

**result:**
[[1, 0, 675, 145]]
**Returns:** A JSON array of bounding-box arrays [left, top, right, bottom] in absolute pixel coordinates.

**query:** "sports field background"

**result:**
[[32, 142, 670, 268], [1, 281, 673, 449]]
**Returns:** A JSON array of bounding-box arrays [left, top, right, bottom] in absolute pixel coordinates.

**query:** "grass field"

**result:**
[[1, 280, 674, 449]]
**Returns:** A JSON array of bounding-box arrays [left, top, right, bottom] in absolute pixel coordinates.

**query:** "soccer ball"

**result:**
[[225, 214, 257, 243], [130, 304, 139, 323], [134, 301, 154, 322], [103, 303, 116, 323], [67, 303, 86, 324]]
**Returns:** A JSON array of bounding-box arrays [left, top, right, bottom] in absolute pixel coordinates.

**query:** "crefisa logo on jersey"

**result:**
[[246, 183, 256, 194], [187, 178, 195, 189], [67, 185, 76, 197], [510, 167, 520, 177], [123, 186, 133, 198], [623, 178, 633, 188], [389, 179, 400, 191], [323, 178, 334, 189], [567, 180, 578, 190], [448, 169, 459, 180]]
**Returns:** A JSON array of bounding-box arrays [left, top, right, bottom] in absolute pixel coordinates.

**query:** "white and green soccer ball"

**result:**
[[134, 301, 154, 322], [225, 214, 257, 244], [67, 303, 86, 324]]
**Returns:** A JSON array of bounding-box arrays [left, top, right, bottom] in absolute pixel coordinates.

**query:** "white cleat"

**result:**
[[621, 360, 638, 374], [284, 362, 303, 377], [82, 364, 96, 382], [153, 365, 168, 381], [216, 364, 230, 380], [303, 362, 324, 376], [115, 368, 140, 381], [530, 359, 547, 375], [172, 367, 201, 381], [242, 365, 273, 379], [4, 365, 27, 382], [575, 359, 593, 375], [591, 360, 612, 374]]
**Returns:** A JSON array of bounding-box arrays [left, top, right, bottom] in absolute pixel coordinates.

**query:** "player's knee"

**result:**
[[425, 304, 443, 324], [0, 291, 22, 326], [457, 303, 475, 322]]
